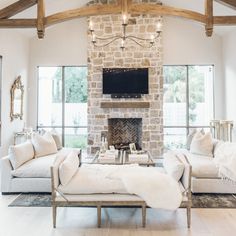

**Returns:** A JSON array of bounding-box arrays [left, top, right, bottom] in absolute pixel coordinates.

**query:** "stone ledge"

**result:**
[[100, 102, 150, 108]]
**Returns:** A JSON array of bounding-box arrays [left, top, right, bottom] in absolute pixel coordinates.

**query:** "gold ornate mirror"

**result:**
[[10, 76, 24, 121]]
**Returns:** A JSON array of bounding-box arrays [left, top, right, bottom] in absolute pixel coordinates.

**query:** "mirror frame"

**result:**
[[10, 76, 24, 121]]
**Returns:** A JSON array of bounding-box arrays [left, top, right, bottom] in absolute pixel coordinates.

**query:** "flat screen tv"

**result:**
[[103, 68, 149, 95]]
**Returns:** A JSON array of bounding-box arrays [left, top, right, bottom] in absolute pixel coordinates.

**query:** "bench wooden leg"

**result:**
[[97, 205, 101, 228], [52, 205, 57, 228], [142, 204, 146, 227], [187, 205, 191, 228]]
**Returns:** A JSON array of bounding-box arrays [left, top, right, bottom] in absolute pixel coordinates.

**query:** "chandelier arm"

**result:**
[[127, 37, 154, 49], [126, 35, 153, 41], [95, 35, 122, 41], [153, 32, 161, 40], [93, 37, 122, 48], [126, 33, 160, 42]]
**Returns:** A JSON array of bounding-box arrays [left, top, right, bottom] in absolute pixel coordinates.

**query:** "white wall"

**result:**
[[222, 29, 236, 140], [163, 17, 225, 119], [27, 19, 87, 128], [27, 16, 225, 130], [0, 30, 29, 156]]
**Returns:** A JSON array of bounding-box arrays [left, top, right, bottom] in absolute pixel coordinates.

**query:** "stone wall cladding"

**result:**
[[87, 0, 163, 157]]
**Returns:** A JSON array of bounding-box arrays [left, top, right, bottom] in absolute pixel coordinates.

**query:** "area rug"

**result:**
[[8, 193, 236, 208]]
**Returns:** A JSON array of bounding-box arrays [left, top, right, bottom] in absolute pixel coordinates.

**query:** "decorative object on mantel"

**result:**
[[89, 14, 162, 49], [210, 120, 233, 142], [10, 76, 24, 122]]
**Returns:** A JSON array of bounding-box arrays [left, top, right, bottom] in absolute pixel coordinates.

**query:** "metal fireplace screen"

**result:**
[[108, 118, 142, 149]]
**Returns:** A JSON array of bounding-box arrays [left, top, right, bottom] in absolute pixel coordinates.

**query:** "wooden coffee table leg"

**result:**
[[142, 204, 146, 227], [97, 205, 101, 228]]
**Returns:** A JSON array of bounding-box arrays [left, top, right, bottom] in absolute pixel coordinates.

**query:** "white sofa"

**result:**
[[1, 148, 81, 194], [166, 140, 236, 194]]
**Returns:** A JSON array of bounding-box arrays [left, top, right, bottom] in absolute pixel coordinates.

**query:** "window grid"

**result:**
[[37, 66, 87, 149], [163, 65, 214, 149]]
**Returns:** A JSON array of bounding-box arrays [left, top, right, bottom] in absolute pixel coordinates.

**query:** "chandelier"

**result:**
[[89, 14, 162, 50]]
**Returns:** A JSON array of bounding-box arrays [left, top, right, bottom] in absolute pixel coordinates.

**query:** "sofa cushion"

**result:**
[[32, 132, 57, 157], [213, 139, 224, 156], [58, 164, 127, 194], [9, 141, 34, 169], [11, 148, 75, 178], [181, 150, 219, 178], [11, 153, 57, 178], [163, 152, 185, 181], [190, 132, 213, 157], [186, 129, 197, 150], [59, 151, 80, 186], [51, 130, 62, 150]]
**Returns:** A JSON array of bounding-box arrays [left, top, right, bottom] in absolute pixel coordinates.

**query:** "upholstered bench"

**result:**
[[51, 154, 192, 228]]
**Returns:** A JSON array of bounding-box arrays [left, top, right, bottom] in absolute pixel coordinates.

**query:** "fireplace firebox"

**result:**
[[108, 118, 142, 150]]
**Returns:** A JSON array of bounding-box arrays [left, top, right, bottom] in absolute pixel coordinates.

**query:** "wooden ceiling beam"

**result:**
[[214, 15, 236, 24], [0, 18, 36, 28], [0, 0, 236, 36], [37, 0, 45, 39], [0, 0, 37, 19], [46, 3, 206, 27], [121, 0, 128, 15], [45, 4, 122, 26], [129, 4, 206, 24], [205, 0, 213, 37], [215, 0, 236, 10]]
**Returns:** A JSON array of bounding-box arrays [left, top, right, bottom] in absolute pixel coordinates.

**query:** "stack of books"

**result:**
[[98, 150, 118, 162], [128, 153, 149, 163]]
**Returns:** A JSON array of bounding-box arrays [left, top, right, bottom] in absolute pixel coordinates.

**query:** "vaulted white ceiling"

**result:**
[[0, 0, 235, 18], [0, 0, 235, 36]]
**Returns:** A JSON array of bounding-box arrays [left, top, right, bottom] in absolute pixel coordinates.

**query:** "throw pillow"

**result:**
[[163, 152, 185, 181], [32, 132, 57, 157], [186, 129, 205, 150], [51, 130, 62, 150], [190, 131, 213, 157], [186, 129, 197, 150], [59, 151, 80, 186], [9, 141, 34, 169]]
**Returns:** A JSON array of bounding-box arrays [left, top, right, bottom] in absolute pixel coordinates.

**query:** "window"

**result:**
[[0, 56, 2, 146], [163, 65, 214, 150], [37, 66, 87, 150]]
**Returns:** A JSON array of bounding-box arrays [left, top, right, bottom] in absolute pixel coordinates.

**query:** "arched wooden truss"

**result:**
[[0, 0, 235, 39]]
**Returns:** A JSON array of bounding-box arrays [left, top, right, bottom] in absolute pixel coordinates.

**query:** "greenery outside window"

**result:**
[[163, 65, 214, 150], [37, 66, 87, 150]]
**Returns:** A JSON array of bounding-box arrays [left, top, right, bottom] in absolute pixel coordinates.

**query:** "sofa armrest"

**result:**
[[1, 156, 13, 193], [51, 154, 67, 194], [181, 155, 192, 190], [178, 154, 192, 204], [167, 150, 192, 192], [61, 148, 82, 165]]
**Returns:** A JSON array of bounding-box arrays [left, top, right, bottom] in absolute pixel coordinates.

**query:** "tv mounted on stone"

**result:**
[[102, 68, 149, 98]]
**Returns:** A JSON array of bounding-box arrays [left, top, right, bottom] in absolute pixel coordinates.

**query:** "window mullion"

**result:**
[[62, 66, 65, 146], [186, 65, 190, 135]]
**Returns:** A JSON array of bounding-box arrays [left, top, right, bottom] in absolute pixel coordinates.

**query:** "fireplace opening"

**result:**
[[108, 118, 142, 150]]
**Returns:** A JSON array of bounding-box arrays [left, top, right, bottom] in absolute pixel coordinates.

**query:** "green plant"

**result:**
[[65, 134, 87, 149]]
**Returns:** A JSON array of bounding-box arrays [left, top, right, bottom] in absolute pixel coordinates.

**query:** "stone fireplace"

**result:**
[[108, 118, 142, 149], [87, 0, 163, 157]]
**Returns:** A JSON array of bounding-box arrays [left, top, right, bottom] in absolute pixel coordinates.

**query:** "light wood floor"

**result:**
[[1, 194, 236, 236]]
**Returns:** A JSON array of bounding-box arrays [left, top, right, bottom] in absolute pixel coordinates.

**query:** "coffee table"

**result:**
[[91, 150, 155, 166]]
